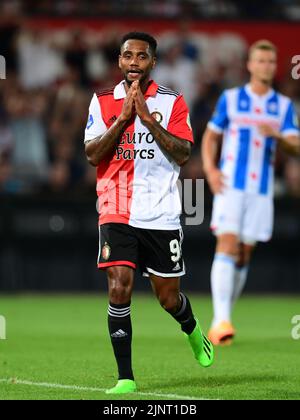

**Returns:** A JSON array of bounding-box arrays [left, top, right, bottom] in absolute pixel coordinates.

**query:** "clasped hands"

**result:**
[[120, 80, 152, 124]]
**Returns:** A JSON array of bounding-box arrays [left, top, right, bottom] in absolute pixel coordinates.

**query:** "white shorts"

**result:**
[[210, 188, 274, 244]]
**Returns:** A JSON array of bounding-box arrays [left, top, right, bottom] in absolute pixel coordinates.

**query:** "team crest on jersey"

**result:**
[[268, 102, 278, 114], [102, 242, 111, 260], [151, 111, 163, 123]]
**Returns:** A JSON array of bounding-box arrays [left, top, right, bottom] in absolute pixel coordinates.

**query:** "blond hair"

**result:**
[[249, 40, 277, 58]]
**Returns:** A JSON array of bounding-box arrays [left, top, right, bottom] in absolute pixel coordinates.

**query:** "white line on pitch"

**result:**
[[0, 378, 215, 400]]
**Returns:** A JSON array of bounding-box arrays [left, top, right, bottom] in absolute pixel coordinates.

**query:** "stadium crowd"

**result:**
[[1, 2, 300, 198], [2, 0, 300, 20]]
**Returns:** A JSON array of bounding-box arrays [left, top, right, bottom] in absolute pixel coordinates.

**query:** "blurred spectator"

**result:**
[[17, 28, 65, 89], [0, 108, 16, 193], [153, 40, 198, 107], [190, 81, 217, 150], [16, 0, 289, 20], [64, 28, 89, 87], [177, 20, 199, 61], [4, 81, 49, 192], [49, 66, 87, 137], [0, 110, 14, 159]]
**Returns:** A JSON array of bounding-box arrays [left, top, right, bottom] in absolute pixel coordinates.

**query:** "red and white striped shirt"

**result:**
[[84, 80, 193, 230]]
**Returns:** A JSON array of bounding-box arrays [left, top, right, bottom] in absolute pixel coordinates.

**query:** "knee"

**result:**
[[107, 270, 132, 304], [216, 237, 239, 259], [219, 246, 238, 259], [109, 284, 131, 304], [158, 292, 180, 313]]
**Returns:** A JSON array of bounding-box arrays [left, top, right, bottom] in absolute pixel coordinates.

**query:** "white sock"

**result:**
[[211, 253, 236, 327], [232, 266, 249, 304]]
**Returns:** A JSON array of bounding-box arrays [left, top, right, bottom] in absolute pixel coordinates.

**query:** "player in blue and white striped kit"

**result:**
[[202, 40, 300, 345]]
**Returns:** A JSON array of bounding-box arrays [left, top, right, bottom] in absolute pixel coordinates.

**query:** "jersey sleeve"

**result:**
[[167, 95, 194, 143], [280, 100, 300, 136], [84, 93, 107, 143], [207, 92, 229, 134]]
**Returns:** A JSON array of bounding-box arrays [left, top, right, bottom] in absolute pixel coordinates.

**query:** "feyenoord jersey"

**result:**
[[208, 84, 299, 196], [84, 80, 194, 229]]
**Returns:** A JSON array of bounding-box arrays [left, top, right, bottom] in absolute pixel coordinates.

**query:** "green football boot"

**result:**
[[105, 379, 137, 394], [185, 318, 214, 368]]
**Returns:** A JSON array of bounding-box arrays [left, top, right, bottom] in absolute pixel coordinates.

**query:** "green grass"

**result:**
[[0, 294, 300, 400]]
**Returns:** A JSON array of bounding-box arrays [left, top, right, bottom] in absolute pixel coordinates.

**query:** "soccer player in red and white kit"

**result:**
[[84, 32, 214, 394]]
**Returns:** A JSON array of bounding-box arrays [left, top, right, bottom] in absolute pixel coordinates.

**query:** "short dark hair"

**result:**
[[121, 32, 157, 57]]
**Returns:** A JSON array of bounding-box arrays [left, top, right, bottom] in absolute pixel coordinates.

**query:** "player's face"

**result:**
[[119, 40, 156, 86], [247, 49, 277, 84]]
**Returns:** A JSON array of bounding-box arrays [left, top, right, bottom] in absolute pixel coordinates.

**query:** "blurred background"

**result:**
[[0, 0, 299, 292]]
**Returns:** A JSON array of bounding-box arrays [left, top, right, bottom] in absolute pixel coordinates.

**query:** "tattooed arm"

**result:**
[[142, 118, 192, 166], [85, 84, 135, 166], [85, 118, 128, 166]]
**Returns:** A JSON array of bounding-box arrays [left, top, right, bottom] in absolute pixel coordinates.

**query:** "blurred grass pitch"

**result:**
[[0, 294, 299, 400]]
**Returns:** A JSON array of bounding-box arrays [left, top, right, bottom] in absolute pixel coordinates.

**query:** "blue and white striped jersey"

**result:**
[[208, 84, 299, 196]]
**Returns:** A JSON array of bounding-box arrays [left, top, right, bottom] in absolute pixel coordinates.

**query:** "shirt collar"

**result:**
[[245, 83, 274, 101], [113, 80, 158, 100]]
